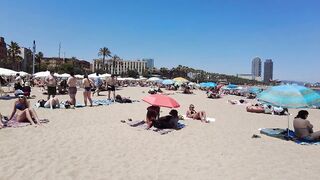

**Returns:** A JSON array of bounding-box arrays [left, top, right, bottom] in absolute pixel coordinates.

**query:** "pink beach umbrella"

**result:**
[[142, 94, 180, 108]]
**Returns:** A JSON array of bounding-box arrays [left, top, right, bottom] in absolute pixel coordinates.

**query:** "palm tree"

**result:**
[[109, 55, 123, 75], [98, 47, 111, 70], [7, 41, 22, 70], [35, 51, 44, 72]]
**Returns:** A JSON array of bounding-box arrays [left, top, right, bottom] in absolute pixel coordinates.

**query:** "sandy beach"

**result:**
[[0, 87, 320, 180]]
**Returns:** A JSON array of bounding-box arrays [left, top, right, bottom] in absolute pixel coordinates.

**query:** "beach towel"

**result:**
[[0, 95, 16, 100], [2, 117, 49, 128], [182, 115, 216, 122], [126, 120, 185, 135], [92, 99, 113, 106], [259, 128, 320, 145]]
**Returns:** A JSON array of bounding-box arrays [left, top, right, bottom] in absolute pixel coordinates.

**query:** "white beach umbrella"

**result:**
[[0, 67, 17, 76], [147, 77, 163, 82], [60, 73, 70, 78], [88, 73, 99, 78], [18, 71, 29, 77], [75, 74, 84, 79], [100, 73, 111, 78], [124, 77, 135, 81], [117, 77, 125, 81], [34, 71, 50, 78]]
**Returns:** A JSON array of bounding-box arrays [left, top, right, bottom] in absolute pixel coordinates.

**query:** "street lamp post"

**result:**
[[32, 40, 36, 74]]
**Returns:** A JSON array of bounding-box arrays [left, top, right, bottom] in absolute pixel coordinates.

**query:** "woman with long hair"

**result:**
[[293, 110, 320, 141]]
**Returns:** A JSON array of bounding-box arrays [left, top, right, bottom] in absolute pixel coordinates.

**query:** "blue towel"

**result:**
[[260, 128, 320, 145]]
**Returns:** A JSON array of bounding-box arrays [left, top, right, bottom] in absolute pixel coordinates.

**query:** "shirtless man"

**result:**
[[106, 74, 117, 100], [293, 110, 320, 141], [45, 70, 57, 100]]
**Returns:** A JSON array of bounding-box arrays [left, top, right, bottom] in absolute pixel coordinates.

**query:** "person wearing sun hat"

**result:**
[[8, 94, 43, 127]]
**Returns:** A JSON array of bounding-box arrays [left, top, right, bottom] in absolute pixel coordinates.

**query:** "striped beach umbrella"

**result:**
[[257, 85, 320, 137], [257, 85, 320, 108]]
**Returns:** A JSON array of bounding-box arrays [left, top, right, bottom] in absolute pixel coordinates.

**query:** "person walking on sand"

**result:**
[[93, 73, 102, 96], [67, 72, 77, 106], [106, 74, 117, 101], [82, 74, 94, 106], [45, 70, 57, 100]]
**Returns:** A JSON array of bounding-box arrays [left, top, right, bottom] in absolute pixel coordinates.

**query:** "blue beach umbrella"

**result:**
[[200, 82, 217, 88], [162, 79, 174, 85], [257, 85, 320, 136], [227, 84, 238, 89], [258, 85, 320, 108], [248, 87, 263, 94]]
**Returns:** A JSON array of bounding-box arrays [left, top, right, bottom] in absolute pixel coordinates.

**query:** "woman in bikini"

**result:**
[[293, 110, 320, 141], [9, 95, 43, 126], [82, 74, 93, 106], [186, 104, 208, 122]]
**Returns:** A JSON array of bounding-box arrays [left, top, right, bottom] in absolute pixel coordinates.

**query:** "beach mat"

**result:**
[[126, 120, 185, 135], [2, 118, 49, 128], [0, 95, 16, 100], [259, 128, 320, 145], [182, 115, 216, 122]]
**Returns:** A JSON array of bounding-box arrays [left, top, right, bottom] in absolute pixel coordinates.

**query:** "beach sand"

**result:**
[[0, 87, 319, 180]]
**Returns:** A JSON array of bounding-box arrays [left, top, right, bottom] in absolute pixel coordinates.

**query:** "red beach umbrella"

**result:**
[[142, 94, 180, 108]]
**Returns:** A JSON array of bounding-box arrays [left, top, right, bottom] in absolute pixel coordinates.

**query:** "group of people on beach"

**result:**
[[145, 104, 208, 130], [40, 71, 118, 108]]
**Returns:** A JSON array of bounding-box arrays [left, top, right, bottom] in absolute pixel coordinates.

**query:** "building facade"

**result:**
[[264, 59, 273, 83], [92, 58, 150, 75], [251, 57, 262, 77], [19, 47, 33, 73], [142, 58, 154, 69]]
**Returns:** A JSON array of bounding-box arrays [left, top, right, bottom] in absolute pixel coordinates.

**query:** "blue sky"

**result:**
[[1, 0, 319, 82]]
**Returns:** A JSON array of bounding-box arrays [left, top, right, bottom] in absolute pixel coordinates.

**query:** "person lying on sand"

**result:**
[[228, 99, 248, 105], [294, 110, 320, 141], [37, 97, 60, 109], [186, 104, 208, 122], [9, 95, 43, 127]]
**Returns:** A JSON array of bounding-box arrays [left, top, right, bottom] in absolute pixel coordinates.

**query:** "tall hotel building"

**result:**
[[263, 59, 273, 83], [251, 57, 262, 77]]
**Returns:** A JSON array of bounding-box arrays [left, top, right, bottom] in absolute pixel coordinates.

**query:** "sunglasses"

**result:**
[[19, 96, 25, 99]]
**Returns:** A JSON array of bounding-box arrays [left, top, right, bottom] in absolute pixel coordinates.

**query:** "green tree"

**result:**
[[7, 41, 22, 70], [98, 47, 111, 71], [35, 51, 44, 72], [127, 69, 139, 78]]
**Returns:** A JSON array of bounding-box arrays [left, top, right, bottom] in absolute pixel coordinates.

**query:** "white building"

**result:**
[[92, 58, 149, 75]]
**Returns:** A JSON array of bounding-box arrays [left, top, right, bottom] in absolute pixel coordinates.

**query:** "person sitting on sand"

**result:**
[[151, 109, 179, 129], [186, 104, 208, 122], [146, 105, 160, 128], [293, 110, 320, 141], [37, 97, 60, 109], [228, 99, 248, 105], [183, 86, 193, 94], [9, 95, 43, 127]]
